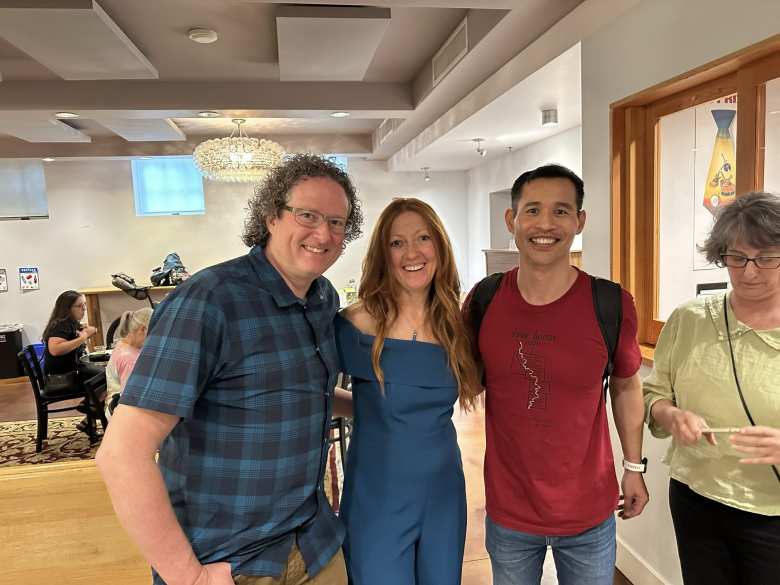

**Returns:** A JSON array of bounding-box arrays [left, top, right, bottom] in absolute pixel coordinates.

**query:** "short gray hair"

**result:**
[[242, 154, 363, 247], [700, 191, 780, 264]]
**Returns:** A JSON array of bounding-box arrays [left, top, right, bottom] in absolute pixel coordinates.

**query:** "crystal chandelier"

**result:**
[[193, 118, 285, 183]]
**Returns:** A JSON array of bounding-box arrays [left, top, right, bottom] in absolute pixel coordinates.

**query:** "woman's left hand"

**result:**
[[730, 426, 780, 465]]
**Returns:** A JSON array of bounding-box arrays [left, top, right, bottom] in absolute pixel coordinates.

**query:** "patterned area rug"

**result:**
[[0, 416, 100, 467], [0, 416, 346, 509]]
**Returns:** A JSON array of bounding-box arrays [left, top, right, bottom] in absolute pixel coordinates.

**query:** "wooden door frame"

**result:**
[[610, 35, 780, 354]]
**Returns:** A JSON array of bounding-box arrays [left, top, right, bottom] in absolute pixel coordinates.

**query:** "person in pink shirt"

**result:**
[[105, 307, 153, 417]]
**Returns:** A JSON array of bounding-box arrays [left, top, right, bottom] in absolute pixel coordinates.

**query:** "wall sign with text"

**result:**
[[19, 267, 40, 290]]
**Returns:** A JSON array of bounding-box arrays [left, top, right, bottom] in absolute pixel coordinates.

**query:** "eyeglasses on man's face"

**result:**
[[282, 205, 347, 234], [719, 254, 780, 269]]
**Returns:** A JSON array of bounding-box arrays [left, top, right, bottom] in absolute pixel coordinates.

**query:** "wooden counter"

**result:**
[[79, 285, 175, 350], [0, 460, 148, 583]]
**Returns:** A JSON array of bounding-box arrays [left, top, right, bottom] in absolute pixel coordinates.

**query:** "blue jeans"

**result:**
[[485, 515, 616, 585]]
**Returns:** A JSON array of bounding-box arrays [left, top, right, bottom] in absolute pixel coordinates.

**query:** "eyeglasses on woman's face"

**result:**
[[719, 254, 780, 269]]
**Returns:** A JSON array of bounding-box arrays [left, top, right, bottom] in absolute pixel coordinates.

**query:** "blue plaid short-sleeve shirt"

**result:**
[[121, 245, 344, 582]]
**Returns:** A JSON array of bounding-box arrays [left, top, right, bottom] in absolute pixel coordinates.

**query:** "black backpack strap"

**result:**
[[466, 272, 505, 363], [590, 276, 623, 397]]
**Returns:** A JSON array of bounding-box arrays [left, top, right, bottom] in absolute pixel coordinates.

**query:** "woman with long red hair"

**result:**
[[336, 197, 480, 585]]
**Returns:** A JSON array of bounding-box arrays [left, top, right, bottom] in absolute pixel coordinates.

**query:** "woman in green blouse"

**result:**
[[644, 191, 780, 585]]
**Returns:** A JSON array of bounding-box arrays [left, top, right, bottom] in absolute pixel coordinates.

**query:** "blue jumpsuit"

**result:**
[[335, 315, 466, 585]]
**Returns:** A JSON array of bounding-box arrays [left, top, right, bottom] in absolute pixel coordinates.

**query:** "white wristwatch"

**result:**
[[622, 457, 648, 473]]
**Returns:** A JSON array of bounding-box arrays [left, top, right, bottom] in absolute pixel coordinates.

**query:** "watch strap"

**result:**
[[622, 457, 648, 473]]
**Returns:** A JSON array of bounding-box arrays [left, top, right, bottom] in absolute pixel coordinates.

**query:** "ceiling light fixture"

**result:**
[[422, 167, 432, 182], [188, 28, 219, 44], [41, 157, 55, 162], [197, 110, 221, 118], [193, 118, 285, 183], [473, 138, 487, 157], [55, 112, 79, 119], [541, 107, 559, 127], [330, 111, 351, 118]]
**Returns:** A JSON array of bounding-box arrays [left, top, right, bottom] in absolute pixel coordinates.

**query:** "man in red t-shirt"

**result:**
[[467, 164, 648, 585]]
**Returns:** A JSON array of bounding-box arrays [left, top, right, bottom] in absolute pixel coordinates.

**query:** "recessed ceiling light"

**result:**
[[197, 111, 221, 118], [55, 112, 79, 119], [330, 112, 351, 118], [188, 28, 219, 44], [42, 157, 55, 162]]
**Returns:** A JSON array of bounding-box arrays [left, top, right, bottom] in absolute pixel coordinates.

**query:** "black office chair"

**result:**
[[105, 318, 121, 349], [329, 373, 353, 469], [17, 345, 106, 452]]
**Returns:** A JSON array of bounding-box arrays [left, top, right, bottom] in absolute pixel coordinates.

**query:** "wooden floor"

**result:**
[[0, 379, 81, 423], [0, 380, 631, 584]]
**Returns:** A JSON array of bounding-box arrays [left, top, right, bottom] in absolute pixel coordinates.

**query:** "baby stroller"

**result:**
[[106, 272, 157, 348]]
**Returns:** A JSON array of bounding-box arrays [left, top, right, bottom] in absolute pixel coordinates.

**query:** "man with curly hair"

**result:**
[[97, 154, 363, 585]]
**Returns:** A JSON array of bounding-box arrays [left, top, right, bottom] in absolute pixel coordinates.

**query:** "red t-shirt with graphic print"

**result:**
[[477, 268, 641, 536]]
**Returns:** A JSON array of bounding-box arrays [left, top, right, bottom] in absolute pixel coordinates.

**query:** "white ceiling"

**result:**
[[0, 0, 593, 166], [393, 43, 581, 171]]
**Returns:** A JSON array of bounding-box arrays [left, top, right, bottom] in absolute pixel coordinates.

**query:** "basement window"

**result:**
[[132, 157, 205, 216]]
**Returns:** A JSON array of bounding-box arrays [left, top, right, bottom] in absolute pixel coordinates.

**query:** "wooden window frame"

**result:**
[[610, 34, 780, 358]]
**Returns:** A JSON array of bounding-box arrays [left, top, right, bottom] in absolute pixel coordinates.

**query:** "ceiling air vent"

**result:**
[[375, 118, 401, 146], [432, 17, 468, 88]]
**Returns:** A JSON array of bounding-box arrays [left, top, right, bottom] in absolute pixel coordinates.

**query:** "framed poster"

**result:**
[[0, 268, 7, 292], [19, 266, 39, 290], [693, 94, 737, 271]]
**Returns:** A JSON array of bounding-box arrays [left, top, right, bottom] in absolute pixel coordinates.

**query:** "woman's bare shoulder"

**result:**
[[340, 302, 377, 335]]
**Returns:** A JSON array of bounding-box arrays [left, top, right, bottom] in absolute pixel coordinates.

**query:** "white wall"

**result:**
[[581, 0, 780, 278], [327, 158, 470, 297], [0, 158, 469, 346], [581, 1, 780, 583], [465, 125, 582, 288]]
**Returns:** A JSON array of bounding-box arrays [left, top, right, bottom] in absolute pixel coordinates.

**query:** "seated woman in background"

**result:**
[[42, 290, 100, 384], [42, 290, 103, 433], [105, 307, 152, 417], [336, 197, 481, 585], [643, 191, 780, 585]]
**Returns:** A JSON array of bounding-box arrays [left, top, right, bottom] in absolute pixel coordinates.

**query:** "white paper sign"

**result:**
[[0, 269, 7, 292], [19, 267, 40, 290]]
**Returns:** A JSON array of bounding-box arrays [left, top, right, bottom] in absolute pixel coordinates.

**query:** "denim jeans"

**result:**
[[485, 514, 616, 585]]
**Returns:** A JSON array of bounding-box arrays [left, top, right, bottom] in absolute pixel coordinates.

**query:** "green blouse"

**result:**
[[643, 293, 780, 516]]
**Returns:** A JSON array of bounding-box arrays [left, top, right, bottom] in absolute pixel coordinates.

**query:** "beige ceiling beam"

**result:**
[[252, 1, 518, 7], [0, 133, 372, 159], [0, 81, 413, 112]]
